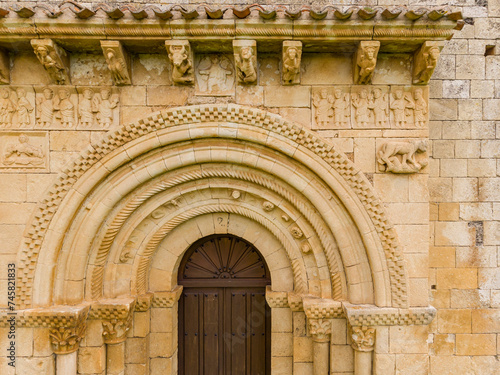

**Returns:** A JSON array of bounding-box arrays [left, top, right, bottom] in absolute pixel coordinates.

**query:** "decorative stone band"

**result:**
[[264, 291, 436, 327], [0, 4, 462, 42], [151, 285, 183, 308], [135, 293, 153, 312]]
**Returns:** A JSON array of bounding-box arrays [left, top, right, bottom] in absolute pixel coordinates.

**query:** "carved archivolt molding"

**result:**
[[18, 105, 408, 309]]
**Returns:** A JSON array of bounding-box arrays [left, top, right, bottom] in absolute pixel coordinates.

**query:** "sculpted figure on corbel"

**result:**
[[166, 40, 195, 85], [350, 325, 375, 352], [0, 49, 9, 85], [31, 39, 70, 85], [233, 40, 257, 84], [101, 41, 132, 86], [413, 41, 444, 85], [282, 41, 302, 85], [377, 139, 428, 174], [354, 41, 380, 85]]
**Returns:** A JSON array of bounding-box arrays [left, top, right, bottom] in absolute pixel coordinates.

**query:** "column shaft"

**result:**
[[106, 341, 125, 375], [354, 349, 373, 375], [56, 351, 77, 375], [313, 340, 330, 375]]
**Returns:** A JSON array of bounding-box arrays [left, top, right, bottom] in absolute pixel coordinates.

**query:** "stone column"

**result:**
[[350, 326, 375, 375], [92, 298, 136, 375], [48, 306, 89, 375], [309, 318, 332, 375]]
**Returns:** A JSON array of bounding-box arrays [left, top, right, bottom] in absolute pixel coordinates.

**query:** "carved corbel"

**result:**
[[31, 39, 71, 85], [165, 40, 195, 85], [353, 41, 380, 85], [265, 286, 289, 308], [233, 40, 257, 84], [0, 49, 9, 84], [377, 139, 428, 174], [413, 41, 445, 85], [100, 40, 132, 86], [282, 41, 302, 85]]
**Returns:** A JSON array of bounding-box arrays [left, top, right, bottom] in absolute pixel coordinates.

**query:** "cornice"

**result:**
[[0, 2, 463, 47]]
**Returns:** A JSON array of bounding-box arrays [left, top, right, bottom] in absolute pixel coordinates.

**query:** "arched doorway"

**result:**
[[178, 234, 271, 374]]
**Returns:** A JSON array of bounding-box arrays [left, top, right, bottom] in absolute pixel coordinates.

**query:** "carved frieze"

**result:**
[[312, 87, 350, 129], [0, 49, 9, 85], [101, 40, 132, 86], [312, 86, 428, 129], [77, 87, 119, 129], [282, 41, 302, 85], [31, 39, 71, 85], [195, 54, 235, 96], [0, 86, 35, 129], [233, 40, 258, 85], [165, 40, 195, 85], [413, 41, 444, 85], [390, 86, 428, 128], [354, 41, 380, 85], [377, 140, 428, 174], [35, 86, 78, 129], [0, 131, 48, 171], [351, 86, 390, 128]]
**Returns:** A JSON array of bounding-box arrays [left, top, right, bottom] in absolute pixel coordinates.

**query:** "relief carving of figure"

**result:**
[[3, 134, 44, 166], [54, 89, 75, 128], [168, 45, 194, 85], [105, 48, 129, 86], [0, 88, 15, 127], [333, 88, 349, 128], [95, 89, 119, 129], [414, 46, 441, 85], [33, 45, 67, 85], [377, 140, 428, 173], [235, 47, 257, 84], [390, 90, 415, 127], [352, 89, 371, 127], [283, 47, 301, 85], [79, 88, 96, 128], [198, 55, 233, 93], [16, 88, 34, 127], [369, 88, 388, 127], [37, 88, 55, 127], [413, 88, 428, 128], [313, 89, 334, 128], [356, 45, 378, 85]]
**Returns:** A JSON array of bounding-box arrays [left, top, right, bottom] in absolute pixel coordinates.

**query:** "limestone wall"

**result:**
[[0, 0, 498, 374]]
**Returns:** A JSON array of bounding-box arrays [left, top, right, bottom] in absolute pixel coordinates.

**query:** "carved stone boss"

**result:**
[[233, 40, 258, 84], [166, 40, 195, 85], [31, 39, 71, 85], [101, 40, 132, 86], [282, 41, 302, 85]]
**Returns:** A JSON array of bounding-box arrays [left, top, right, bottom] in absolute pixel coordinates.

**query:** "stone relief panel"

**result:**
[[312, 87, 350, 130], [195, 54, 235, 96], [0, 86, 36, 129], [377, 139, 428, 174], [351, 86, 389, 128], [0, 131, 48, 171], [77, 87, 120, 130], [35, 86, 78, 129], [389, 86, 429, 128]]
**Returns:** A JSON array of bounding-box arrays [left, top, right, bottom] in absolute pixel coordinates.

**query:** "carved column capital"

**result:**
[[308, 318, 332, 343], [350, 325, 375, 352], [89, 297, 136, 345], [47, 305, 90, 355]]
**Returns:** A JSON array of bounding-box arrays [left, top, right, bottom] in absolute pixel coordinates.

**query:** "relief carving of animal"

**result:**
[[377, 140, 428, 173], [168, 45, 194, 84]]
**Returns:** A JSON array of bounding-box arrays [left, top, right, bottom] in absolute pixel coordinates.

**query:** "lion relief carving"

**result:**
[[377, 140, 428, 174]]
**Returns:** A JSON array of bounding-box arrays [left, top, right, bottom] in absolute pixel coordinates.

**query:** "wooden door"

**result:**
[[178, 235, 271, 375]]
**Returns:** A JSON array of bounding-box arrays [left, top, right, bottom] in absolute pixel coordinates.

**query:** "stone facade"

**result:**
[[0, 1, 497, 375]]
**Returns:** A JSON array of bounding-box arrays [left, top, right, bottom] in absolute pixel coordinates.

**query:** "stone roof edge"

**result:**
[[0, 2, 463, 27]]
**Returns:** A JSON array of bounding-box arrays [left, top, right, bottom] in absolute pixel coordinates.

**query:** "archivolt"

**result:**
[[18, 104, 408, 309]]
